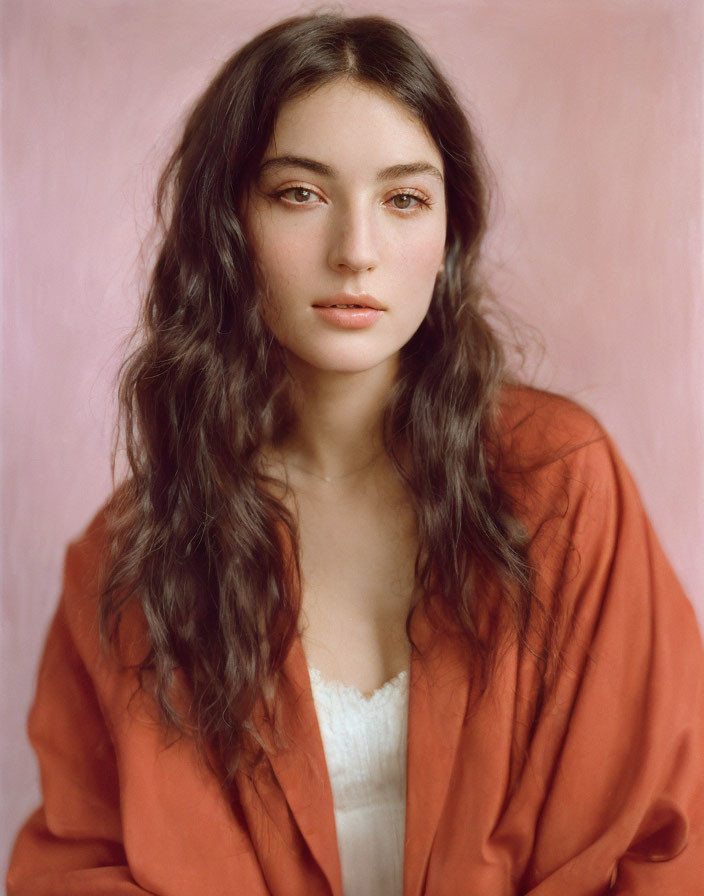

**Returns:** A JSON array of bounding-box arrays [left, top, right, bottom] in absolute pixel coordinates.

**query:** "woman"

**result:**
[[7, 12, 703, 896]]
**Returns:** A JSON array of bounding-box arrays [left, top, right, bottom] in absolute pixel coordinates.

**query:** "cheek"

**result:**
[[247, 206, 304, 288], [396, 218, 446, 277], [397, 241, 445, 297], [253, 243, 311, 338], [253, 239, 301, 296]]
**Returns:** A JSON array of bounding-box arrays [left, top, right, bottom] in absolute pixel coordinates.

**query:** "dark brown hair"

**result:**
[[102, 12, 532, 783]]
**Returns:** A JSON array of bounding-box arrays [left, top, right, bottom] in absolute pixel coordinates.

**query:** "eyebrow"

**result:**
[[257, 155, 445, 184]]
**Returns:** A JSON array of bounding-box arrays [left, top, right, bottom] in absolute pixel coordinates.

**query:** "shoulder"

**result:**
[[494, 385, 607, 467], [492, 385, 623, 526], [492, 386, 673, 603], [57, 488, 147, 670], [63, 502, 112, 601], [58, 502, 111, 645], [493, 387, 695, 629]]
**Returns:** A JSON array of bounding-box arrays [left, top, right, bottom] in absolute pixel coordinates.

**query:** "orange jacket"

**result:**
[[7, 392, 704, 895]]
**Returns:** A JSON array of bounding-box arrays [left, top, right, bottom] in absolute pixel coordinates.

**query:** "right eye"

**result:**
[[273, 187, 322, 205]]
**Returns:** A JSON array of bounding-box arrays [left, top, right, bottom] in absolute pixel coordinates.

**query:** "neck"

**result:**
[[277, 355, 399, 480]]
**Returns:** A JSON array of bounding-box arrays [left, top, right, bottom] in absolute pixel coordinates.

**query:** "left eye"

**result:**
[[389, 193, 425, 210]]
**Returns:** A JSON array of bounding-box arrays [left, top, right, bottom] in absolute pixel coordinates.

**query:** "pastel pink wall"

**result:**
[[2, 0, 702, 872]]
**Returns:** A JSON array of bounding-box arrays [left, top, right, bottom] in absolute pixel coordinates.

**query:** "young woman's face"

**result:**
[[244, 77, 447, 378]]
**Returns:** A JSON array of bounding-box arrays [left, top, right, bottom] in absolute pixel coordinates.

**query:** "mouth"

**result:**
[[320, 303, 365, 309], [311, 297, 383, 330], [312, 293, 385, 311]]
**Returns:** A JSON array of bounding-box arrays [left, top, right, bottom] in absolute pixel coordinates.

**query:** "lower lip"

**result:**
[[312, 306, 383, 328]]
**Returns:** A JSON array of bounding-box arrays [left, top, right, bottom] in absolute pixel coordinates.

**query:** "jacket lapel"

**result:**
[[240, 633, 342, 896], [404, 597, 472, 896]]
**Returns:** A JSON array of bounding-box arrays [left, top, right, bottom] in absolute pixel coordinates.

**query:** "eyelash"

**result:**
[[271, 185, 432, 212]]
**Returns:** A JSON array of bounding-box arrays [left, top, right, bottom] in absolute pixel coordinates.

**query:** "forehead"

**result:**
[[263, 77, 444, 174]]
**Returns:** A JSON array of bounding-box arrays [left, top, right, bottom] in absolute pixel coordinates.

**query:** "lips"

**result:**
[[311, 297, 383, 330], [312, 293, 385, 311]]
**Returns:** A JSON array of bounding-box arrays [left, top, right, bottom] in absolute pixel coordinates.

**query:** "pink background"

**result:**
[[2, 0, 702, 871]]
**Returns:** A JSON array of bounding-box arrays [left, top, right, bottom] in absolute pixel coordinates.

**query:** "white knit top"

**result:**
[[308, 667, 409, 896]]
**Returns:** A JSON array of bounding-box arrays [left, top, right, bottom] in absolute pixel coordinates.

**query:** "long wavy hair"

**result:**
[[102, 12, 534, 783]]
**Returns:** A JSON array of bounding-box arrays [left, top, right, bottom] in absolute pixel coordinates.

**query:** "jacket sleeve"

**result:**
[[521, 432, 704, 895], [6, 545, 154, 895]]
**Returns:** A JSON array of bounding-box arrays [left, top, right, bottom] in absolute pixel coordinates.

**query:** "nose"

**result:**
[[326, 201, 380, 273]]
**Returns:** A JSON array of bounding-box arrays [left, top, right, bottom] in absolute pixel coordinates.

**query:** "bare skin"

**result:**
[[259, 364, 421, 697], [285, 459, 419, 697]]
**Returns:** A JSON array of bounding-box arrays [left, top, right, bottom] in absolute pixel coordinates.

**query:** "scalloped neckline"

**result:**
[[308, 666, 409, 702]]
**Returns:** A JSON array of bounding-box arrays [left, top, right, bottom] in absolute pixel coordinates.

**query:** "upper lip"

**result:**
[[313, 293, 385, 310]]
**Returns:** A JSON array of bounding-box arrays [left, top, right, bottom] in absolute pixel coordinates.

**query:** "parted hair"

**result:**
[[102, 12, 533, 783]]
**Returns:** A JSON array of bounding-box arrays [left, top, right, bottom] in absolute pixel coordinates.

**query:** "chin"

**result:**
[[287, 347, 399, 378], [317, 359, 394, 376]]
